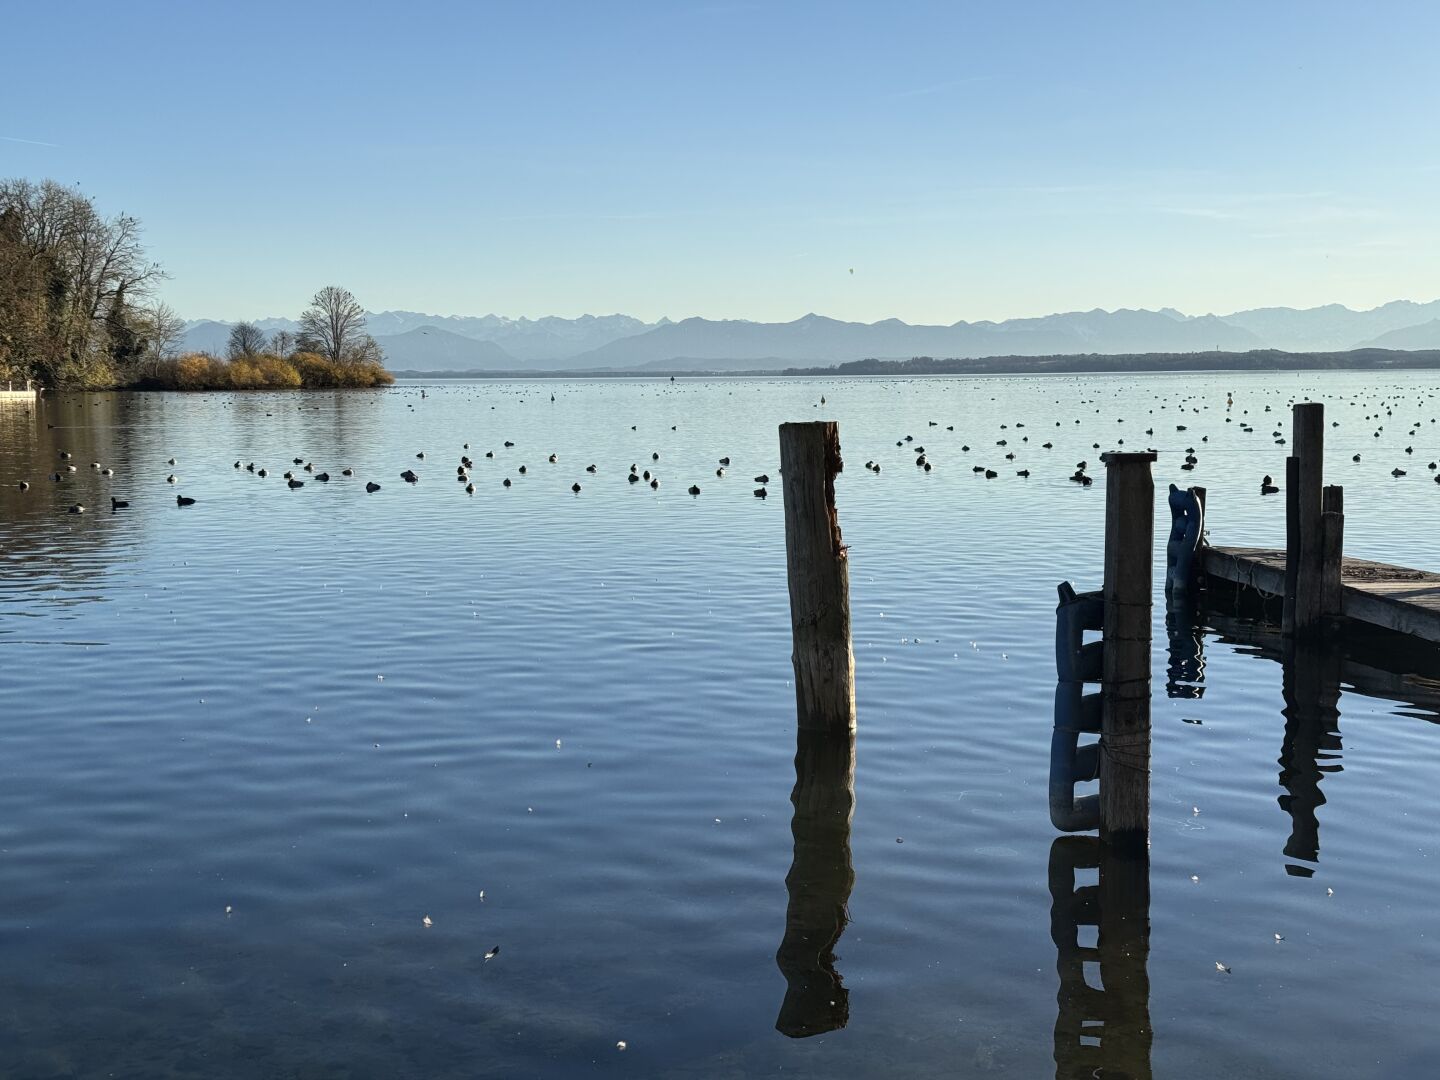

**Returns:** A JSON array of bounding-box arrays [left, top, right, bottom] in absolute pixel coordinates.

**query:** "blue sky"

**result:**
[[3, 1, 1437, 323]]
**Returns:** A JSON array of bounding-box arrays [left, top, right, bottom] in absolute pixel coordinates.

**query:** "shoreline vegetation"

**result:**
[[1, 179, 392, 391], [138, 351, 393, 391], [391, 346, 1440, 380]]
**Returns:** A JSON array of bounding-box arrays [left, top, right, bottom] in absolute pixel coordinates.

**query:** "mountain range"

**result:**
[[180, 299, 1440, 372]]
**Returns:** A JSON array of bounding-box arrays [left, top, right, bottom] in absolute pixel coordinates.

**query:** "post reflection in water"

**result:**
[[775, 730, 856, 1039], [1164, 598, 1206, 700], [1049, 836, 1153, 1080], [1278, 641, 1344, 875]]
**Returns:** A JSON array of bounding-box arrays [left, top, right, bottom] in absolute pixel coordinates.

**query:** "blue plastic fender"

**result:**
[[1055, 581, 1104, 682], [1052, 582, 1104, 832], [1165, 484, 1205, 599]]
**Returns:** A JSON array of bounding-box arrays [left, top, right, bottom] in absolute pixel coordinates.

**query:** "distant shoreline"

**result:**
[[391, 346, 1440, 380]]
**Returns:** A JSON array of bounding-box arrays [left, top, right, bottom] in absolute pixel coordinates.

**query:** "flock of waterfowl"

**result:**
[[14, 437, 785, 514], [10, 381, 1440, 518]]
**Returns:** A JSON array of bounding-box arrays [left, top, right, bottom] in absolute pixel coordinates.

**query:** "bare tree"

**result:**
[[298, 285, 377, 365], [269, 328, 296, 357], [143, 302, 186, 366], [227, 321, 267, 359]]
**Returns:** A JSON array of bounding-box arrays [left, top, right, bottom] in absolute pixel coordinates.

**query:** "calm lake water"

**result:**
[[2, 372, 1437, 1078]]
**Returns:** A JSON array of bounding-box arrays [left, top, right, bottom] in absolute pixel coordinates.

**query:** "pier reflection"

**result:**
[[1196, 587, 1440, 870], [1278, 641, 1344, 874], [775, 730, 855, 1038], [1049, 836, 1152, 1080], [1164, 598, 1206, 699]]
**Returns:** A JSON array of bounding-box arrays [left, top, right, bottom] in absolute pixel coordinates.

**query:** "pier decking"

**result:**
[[1203, 546, 1440, 645]]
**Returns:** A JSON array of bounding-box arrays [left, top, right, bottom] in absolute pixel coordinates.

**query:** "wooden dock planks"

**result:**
[[1203, 546, 1440, 645]]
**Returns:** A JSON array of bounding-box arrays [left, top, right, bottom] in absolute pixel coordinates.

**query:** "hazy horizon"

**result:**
[[5, 1, 1438, 323]]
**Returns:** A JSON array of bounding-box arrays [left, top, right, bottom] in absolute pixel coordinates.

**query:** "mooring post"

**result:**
[[1282, 455, 1300, 635], [1291, 403, 1326, 636], [1321, 485, 1345, 618], [1099, 452, 1156, 853], [779, 421, 855, 735]]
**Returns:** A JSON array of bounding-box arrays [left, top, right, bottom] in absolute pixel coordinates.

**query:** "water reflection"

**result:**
[[1278, 641, 1344, 875], [1198, 587, 1440, 871], [775, 730, 855, 1038], [222, 386, 387, 464], [1049, 836, 1152, 1080], [0, 393, 136, 595], [1164, 598, 1206, 700]]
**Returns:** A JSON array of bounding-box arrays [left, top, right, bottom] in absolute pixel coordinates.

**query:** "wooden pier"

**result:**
[[1191, 400, 1440, 647], [1203, 547, 1440, 645]]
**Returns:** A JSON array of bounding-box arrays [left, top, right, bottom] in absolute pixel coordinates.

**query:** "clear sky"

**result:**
[[3, 1, 1438, 324]]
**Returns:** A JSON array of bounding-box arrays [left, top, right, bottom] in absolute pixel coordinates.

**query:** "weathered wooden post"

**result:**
[[1291, 402, 1327, 636], [1321, 484, 1345, 618], [1099, 452, 1156, 852], [1283, 454, 1300, 634], [780, 422, 855, 735]]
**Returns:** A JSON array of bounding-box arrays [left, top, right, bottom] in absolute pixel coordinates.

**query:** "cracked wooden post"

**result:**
[[780, 422, 855, 735], [1292, 402, 1327, 637], [1283, 455, 1300, 634], [1100, 452, 1156, 853], [1321, 484, 1345, 618]]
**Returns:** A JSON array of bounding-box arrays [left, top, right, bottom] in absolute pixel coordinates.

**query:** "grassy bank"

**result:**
[[134, 352, 394, 390]]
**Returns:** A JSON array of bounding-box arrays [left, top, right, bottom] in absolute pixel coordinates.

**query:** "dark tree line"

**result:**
[[0, 178, 168, 387]]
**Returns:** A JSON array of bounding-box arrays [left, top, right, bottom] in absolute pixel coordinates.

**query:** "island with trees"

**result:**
[[776, 350, 1440, 377], [0, 178, 392, 390]]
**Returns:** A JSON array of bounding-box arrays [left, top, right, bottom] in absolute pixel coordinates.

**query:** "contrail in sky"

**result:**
[[1, 135, 59, 147]]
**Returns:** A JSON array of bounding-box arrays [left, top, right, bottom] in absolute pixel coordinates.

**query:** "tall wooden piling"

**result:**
[[780, 422, 856, 735], [1321, 485, 1345, 618], [1283, 455, 1300, 634], [1099, 452, 1156, 852], [1291, 402, 1327, 636]]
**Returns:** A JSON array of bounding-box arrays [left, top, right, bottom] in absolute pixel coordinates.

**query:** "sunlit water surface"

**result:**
[[1, 372, 1437, 1078]]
